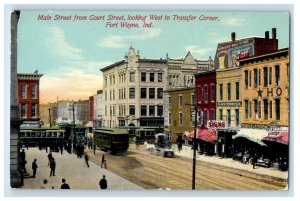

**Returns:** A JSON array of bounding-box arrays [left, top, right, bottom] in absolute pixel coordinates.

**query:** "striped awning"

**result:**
[[263, 131, 289, 145]]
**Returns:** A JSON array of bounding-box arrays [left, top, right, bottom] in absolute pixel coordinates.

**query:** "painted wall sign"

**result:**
[[216, 101, 242, 107], [207, 120, 226, 129]]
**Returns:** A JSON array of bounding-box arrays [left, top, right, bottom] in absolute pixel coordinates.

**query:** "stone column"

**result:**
[[10, 10, 22, 188]]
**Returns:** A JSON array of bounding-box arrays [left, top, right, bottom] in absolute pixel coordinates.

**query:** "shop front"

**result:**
[[197, 128, 217, 156], [216, 129, 237, 158], [262, 131, 289, 170]]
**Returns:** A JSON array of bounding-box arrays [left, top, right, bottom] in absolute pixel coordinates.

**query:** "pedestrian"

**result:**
[[61, 178, 70, 189], [32, 159, 38, 178], [20, 149, 27, 173], [50, 158, 56, 176], [47, 151, 53, 166], [40, 179, 48, 189], [99, 175, 107, 189], [252, 153, 258, 169], [85, 153, 89, 168], [60, 144, 63, 155], [101, 154, 105, 168]]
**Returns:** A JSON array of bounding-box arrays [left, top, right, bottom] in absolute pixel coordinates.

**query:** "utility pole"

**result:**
[[72, 102, 76, 143], [48, 108, 52, 127], [186, 102, 199, 190]]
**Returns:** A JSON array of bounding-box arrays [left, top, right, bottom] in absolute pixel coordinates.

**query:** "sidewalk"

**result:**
[[20, 147, 143, 189], [172, 145, 288, 180]]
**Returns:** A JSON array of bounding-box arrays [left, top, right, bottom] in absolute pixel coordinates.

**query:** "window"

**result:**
[[211, 85, 216, 102], [200, 110, 204, 126], [258, 101, 261, 118], [31, 104, 37, 117], [179, 96, 183, 107], [249, 101, 252, 118], [235, 109, 239, 127], [129, 88, 135, 99], [235, 82, 240, 100], [140, 88, 147, 99], [179, 112, 183, 126], [105, 77, 107, 87], [263, 67, 268, 87], [198, 86, 203, 102], [254, 100, 258, 119], [119, 89, 122, 100], [21, 84, 27, 99], [211, 109, 216, 120], [149, 88, 155, 99], [157, 105, 163, 116], [245, 70, 249, 88], [249, 71, 252, 87], [129, 105, 135, 115], [275, 99, 280, 120], [269, 101, 272, 119], [21, 104, 27, 118], [275, 65, 280, 86], [219, 84, 223, 101], [227, 83, 231, 101], [254, 69, 258, 88], [245, 100, 249, 119], [259, 69, 261, 86], [32, 84, 37, 99], [141, 72, 146, 82], [130, 72, 135, 82], [264, 99, 268, 120], [157, 88, 163, 99], [119, 105, 122, 116], [168, 97, 172, 107], [269, 67, 272, 85], [149, 106, 155, 116], [191, 94, 195, 104], [123, 88, 126, 99], [219, 109, 223, 120], [105, 92, 107, 101], [169, 113, 172, 125], [141, 105, 147, 116], [158, 73, 163, 82], [204, 86, 208, 102], [113, 90, 115, 100], [150, 73, 155, 82], [227, 109, 231, 127], [204, 110, 209, 126], [105, 106, 107, 116]]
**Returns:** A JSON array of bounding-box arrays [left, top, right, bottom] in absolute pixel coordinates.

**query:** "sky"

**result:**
[[17, 11, 290, 104]]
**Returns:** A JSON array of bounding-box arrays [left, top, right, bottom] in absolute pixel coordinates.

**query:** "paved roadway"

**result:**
[[20, 147, 143, 190], [21, 144, 288, 190], [86, 144, 288, 190]]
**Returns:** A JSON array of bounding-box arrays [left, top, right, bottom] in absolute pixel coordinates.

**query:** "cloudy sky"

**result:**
[[17, 11, 289, 104]]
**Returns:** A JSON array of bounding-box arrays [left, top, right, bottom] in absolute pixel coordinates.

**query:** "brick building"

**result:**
[[17, 72, 43, 122]]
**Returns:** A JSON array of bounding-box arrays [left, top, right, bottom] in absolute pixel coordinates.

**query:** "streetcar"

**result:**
[[59, 124, 87, 142], [19, 128, 65, 149], [93, 128, 129, 155], [135, 128, 157, 144]]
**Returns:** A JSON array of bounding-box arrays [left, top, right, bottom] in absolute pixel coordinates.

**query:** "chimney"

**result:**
[[265, 31, 269, 39], [272, 28, 276, 39], [231, 32, 236, 42]]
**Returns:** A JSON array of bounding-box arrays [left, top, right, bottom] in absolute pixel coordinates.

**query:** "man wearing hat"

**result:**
[[61, 178, 70, 189]]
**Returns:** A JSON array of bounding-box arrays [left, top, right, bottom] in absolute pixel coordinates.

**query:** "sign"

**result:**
[[228, 43, 254, 67], [207, 120, 226, 129], [217, 101, 242, 107]]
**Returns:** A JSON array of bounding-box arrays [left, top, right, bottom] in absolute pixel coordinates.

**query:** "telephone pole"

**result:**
[[48, 108, 52, 127], [72, 102, 76, 143]]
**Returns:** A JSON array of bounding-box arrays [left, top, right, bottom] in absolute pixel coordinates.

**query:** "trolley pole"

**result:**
[[192, 103, 198, 190]]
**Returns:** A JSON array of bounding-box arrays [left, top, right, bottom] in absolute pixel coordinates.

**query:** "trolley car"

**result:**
[[93, 128, 129, 155], [135, 128, 156, 144]]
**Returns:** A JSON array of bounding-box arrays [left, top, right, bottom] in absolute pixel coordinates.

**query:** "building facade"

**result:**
[[164, 87, 195, 143], [17, 72, 43, 121], [56, 100, 89, 125], [39, 102, 58, 127], [93, 90, 103, 128], [195, 70, 217, 155], [101, 47, 213, 129]]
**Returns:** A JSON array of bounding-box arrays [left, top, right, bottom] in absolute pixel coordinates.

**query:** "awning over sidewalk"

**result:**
[[262, 131, 289, 145], [233, 128, 268, 146], [198, 129, 217, 144]]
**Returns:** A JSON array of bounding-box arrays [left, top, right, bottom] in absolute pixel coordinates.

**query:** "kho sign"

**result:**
[[207, 120, 226, 129]]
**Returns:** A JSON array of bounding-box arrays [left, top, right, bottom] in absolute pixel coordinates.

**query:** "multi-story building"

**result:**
[[56, 100, 89, 125], [94, 90, 103, 128], [17, 72, 43, 127], [101, 46, 213, 129], [236, 48, 289, 165], [195, 70, 217, 155], [164, 87, 195, 144], [39, 102, 58, 127]]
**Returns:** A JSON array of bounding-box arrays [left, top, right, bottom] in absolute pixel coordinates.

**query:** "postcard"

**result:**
[[9, 10, 289, 190]]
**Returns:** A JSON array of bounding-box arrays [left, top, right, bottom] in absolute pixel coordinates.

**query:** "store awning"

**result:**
[[262, 131, 289, 145], [85, 121, 93, 128], [233, 128, 268, 146], [198, 129, 217, 144]]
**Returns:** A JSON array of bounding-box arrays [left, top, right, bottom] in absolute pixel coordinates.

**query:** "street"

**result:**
[[21, 145, 287, 190]]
